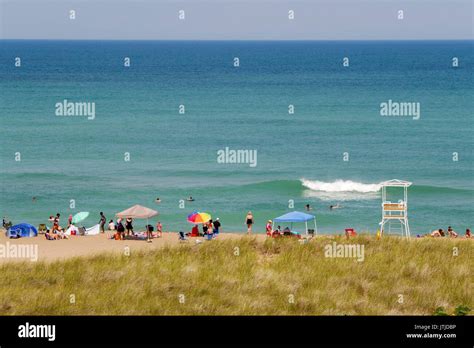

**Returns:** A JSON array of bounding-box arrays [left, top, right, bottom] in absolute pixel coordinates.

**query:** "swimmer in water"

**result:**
[[187, 196, 195, 202], [330, 204, 342, 210], [155, 197, 161, 203], [305, 204, 312, 211]]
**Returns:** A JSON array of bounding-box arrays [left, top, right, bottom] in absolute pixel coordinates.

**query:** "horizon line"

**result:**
[[1, 38, 473, 42]]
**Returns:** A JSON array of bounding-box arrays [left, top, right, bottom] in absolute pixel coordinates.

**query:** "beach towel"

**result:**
[[85, 224, 100, 236], [65, 225, 79, 236]]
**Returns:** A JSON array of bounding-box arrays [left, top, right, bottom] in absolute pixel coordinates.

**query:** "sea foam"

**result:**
[[300, 179, 381, 194]]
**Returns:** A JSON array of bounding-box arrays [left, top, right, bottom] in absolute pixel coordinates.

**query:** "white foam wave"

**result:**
[[300, 179, 381, 200]]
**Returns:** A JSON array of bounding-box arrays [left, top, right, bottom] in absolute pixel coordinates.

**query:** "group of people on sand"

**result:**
[[45, 213, 69, 240], [42, 212, 164, 242], [429, 226, 471, 238], [187, 218, 221, 238], [265, 220, 294, 238], [108, 217, 163, 242]]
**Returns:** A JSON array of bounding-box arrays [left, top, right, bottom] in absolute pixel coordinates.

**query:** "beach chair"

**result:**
[[38, 224, 47, 234], [178, 231, 188, 242]]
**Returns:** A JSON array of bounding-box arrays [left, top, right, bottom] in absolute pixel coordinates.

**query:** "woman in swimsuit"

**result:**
[[125, 217, 133, 236], [245, 211, 254, 235]]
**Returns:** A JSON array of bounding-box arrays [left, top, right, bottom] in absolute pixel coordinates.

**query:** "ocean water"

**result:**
[[0, 40, 473, 235]]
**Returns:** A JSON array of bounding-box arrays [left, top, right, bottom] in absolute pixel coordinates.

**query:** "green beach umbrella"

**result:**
[[72, 212, 89, 224]]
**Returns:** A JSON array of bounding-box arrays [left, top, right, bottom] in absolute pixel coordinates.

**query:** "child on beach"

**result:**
[[246, 211, 254, 235]]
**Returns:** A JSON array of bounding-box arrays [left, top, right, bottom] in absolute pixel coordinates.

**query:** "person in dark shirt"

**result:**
[[213, 218, 221, 235]]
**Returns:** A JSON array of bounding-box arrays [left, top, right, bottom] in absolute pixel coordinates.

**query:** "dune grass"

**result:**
[[0, 235, 472, 315]]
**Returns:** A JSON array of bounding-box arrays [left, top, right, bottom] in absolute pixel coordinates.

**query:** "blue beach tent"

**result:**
[[6, 223, 38, 238], [273, 211, 317, 235]]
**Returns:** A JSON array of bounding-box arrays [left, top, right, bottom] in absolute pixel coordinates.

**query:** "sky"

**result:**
[[0, 0, 472, 40]]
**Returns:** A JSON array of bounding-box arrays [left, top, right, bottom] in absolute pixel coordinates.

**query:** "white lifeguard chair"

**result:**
[[379, 179, 412, 238]]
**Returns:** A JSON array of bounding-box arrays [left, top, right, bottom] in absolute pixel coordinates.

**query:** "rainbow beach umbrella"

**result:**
[[187, 211, 211, 224]]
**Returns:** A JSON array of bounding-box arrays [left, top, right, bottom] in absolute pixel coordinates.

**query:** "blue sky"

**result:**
[[1, 0, 472, 40]]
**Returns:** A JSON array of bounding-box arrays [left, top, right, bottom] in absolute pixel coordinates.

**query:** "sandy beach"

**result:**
[[0, 229, 267, 263]]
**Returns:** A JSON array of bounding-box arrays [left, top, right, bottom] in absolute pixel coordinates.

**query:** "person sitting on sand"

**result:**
[[447, 226, 458, 238], [275, 225, 281, 234], [266, 220, 272, 236], [188, 224, 199, 237], [45, 231, 60, 240], [108, 220, 115, 231], [202, 222, 208, 236], [345, 228, 357, 239], [430, 229, 444, 237]]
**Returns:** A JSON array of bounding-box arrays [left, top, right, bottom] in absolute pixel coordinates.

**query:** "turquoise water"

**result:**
[[0, 40, 473, 234]]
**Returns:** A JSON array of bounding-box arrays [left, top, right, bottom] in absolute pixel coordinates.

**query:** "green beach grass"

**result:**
[[0, 235, 472, 315]]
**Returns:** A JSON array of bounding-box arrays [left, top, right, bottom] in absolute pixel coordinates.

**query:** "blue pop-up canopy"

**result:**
[[6, 223, 38, 238], [274, 211, 315, 222], [273, 211, 317, 235]]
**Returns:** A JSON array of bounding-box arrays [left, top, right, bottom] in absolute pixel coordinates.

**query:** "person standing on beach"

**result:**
[[208, 220, 214, 238], [156, 221, 162, 237], [213, 218, 221, 235], [68, 214, 73, 227], [99, 212, 106, 233], [245, 211, 254, 235], [266, 220, 272, 236], [116, 218, 125, 240], [125, 217, 133, 236]]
